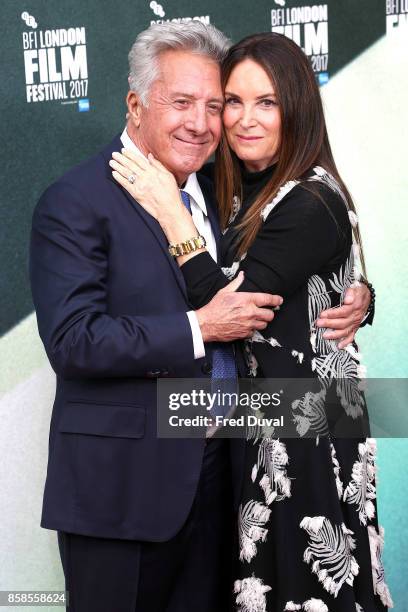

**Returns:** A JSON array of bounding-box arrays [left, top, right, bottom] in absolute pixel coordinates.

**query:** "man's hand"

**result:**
[[196, 272, 283, 343], [316, 284, 371, 349]]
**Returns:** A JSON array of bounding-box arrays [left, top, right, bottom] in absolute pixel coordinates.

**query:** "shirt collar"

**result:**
[[120, 127, 144, 156], [120, 128, 208, 218], [183, 172, 208, 217]]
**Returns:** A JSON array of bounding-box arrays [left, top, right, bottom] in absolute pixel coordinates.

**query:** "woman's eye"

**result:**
[[260, 99, 277, 107], [225, 97, 240, 105]]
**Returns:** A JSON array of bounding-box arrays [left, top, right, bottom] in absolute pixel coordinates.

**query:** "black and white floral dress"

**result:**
[[182, 164, 393, 612]]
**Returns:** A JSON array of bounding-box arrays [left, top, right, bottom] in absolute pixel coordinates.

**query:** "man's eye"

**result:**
[[208, 104, 222, 114], [174, 99, 189, 107]]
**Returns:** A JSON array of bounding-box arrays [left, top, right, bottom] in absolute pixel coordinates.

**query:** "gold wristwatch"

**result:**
[[168, 235, 206, 257]]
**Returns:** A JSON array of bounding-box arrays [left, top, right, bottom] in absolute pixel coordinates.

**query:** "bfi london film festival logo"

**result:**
[[271, 3, 329, 86], [21, 12, 90, 111], [149, 1, 210, 26], [150, 1, 165, 17], [386, 0, 408, 33]]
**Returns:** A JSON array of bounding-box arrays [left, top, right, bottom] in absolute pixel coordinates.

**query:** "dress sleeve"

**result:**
[[181, 185, 349, 308]]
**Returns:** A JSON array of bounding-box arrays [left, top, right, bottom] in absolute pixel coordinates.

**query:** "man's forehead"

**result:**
[[157, 50, 220, 77], [150, 56, 221, 100], [157, 48, 219, 66]]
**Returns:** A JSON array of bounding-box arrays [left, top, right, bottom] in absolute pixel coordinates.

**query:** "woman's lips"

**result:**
[[236, 135, 263, 141]]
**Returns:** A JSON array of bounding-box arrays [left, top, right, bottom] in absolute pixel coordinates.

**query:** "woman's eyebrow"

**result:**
[[224, 91, 276, 99]]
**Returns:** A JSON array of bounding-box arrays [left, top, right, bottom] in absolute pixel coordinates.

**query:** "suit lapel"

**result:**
[[101, 135, 188, 300]]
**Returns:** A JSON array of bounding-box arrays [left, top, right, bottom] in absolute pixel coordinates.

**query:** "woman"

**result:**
[[110, 33, 391, 612]]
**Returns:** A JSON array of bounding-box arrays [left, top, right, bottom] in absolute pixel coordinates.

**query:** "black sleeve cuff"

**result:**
[[181, 251, 228, 309]]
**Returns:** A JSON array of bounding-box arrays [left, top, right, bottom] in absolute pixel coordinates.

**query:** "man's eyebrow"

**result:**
[[169, 92, 194, 98], [169, 92, 224, 103]]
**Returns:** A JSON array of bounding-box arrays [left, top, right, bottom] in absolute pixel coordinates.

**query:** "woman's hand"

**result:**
[[109, 149, 185, 225], [110, 148, 204, 265], [316, 284, 371, 349]]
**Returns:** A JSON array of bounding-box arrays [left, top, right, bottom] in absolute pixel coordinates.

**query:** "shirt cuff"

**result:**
[[186, 311, 205, 359]]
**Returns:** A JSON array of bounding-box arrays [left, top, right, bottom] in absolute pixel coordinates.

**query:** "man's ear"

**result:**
[[126, 90, 143, 128]]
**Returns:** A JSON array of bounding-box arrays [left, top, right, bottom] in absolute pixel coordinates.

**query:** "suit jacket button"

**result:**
[[147, 369, 161, 378], [201, 361, 212, 375]]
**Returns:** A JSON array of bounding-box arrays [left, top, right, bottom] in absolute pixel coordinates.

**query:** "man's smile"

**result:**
[[174, 136, 209, 146]]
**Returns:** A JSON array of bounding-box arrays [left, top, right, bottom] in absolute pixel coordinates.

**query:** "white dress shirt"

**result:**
[[120, 128, 217, 359]]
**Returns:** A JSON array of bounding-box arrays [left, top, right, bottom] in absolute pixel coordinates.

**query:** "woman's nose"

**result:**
[[239, 105, 256, 129]]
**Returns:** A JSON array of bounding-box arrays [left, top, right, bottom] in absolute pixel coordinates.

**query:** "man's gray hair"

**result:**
[[128, 22, 230, 106]]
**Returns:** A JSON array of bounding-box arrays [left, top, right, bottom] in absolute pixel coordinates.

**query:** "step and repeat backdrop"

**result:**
[[0, 0, 399, 332], [0, 1, 407, 610]]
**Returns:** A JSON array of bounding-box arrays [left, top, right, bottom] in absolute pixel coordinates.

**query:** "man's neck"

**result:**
[[125, 123, 148, 157], [124, 124, 187, 187]]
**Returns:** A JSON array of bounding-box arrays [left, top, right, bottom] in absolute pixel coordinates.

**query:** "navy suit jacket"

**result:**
[[30, 134, 234, 542]]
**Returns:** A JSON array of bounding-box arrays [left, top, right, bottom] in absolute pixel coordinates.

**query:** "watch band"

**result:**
[[168, 235, 206, 257]]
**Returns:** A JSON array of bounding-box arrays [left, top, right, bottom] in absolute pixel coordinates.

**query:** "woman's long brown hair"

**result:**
[[215, 33, 365, 273]]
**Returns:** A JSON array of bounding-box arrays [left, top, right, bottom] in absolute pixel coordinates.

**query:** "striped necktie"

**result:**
[[180, 187, 237, 433], [180, 190, 192, 214], [208, 342, 238, 434]]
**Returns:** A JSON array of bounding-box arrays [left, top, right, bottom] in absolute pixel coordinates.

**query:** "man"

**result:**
[[30, 22, 372, 612]]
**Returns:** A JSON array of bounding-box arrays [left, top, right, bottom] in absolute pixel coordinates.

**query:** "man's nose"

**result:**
[[184, 104, 209, 134]]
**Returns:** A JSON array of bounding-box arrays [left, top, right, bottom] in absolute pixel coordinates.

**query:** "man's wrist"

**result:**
[[196, 307, 212, 343]]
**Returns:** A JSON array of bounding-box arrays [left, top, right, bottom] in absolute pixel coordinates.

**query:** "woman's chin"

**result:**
[[233, 150, 258, 164]]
